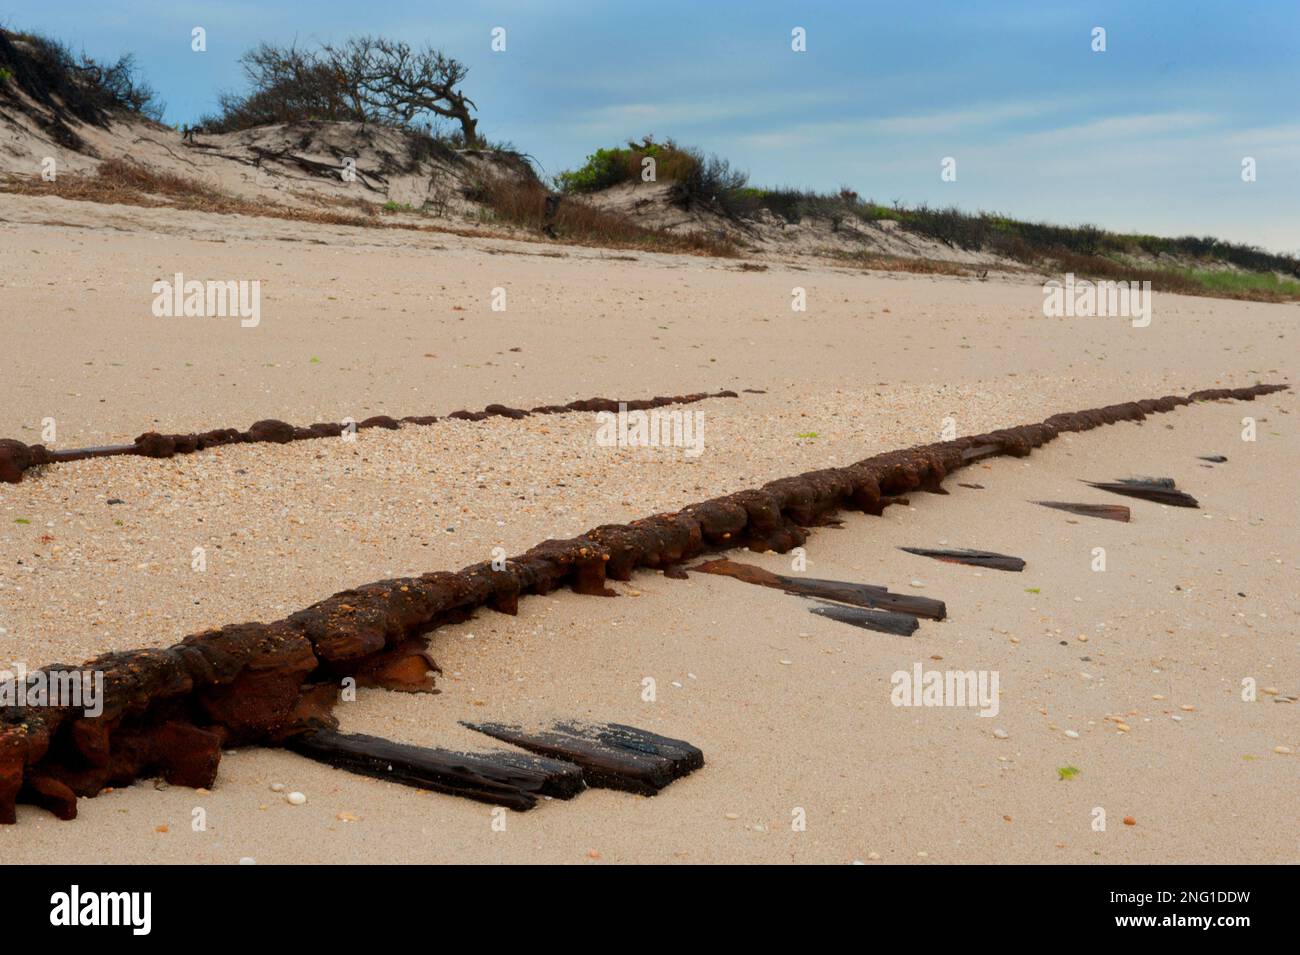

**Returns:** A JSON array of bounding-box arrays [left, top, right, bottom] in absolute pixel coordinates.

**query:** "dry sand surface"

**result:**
[[0, 197, 1296, 863]]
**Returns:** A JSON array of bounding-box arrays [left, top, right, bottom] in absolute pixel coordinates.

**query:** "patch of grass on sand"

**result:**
[[1176, 268, 1300, 298], [1047, 250, 1300, 302]]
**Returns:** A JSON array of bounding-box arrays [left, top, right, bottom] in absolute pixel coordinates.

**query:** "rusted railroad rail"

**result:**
[[0, 383, 1286, 823], [0, 389, 740, 483]]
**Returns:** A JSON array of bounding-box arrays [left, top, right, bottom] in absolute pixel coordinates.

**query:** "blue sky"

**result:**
[[6, 0, 1298, 252]]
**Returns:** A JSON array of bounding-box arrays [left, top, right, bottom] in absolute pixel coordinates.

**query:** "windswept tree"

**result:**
[[202, 36, 479, 142], [325, 37, 478, 144], [208, 42, 358, 129]]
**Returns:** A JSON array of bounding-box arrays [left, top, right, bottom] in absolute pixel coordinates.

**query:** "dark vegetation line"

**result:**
[[0, 382, 1286, 823], [0, 389, 741, 484]]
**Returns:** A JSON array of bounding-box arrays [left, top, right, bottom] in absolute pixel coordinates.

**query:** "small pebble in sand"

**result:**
[[917, 851, 929, 859], [1274, 746, 1293, 755], [336, 811, 360, 822], [1123, 816, 1137, 826], [270, 782, 285, 792], [239, 857, 256, 865], [1115, 723, 1131, 733], [1076, 634, 1088, 643], [909, 579, 924, 588], [779, 659, 793, 665], [993, 728, 1009, 739], [1152, 694, 1166, 701], [286, 791, 307, 805], [1065, 730, 1080, 739], [868, 851, 881, 860], [1261, 687, 1279, 696], [724, 812, 740, 820], [1180, 704, 1196, 712]]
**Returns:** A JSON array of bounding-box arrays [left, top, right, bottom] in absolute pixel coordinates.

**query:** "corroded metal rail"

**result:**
[[0, 389, 740, 483]]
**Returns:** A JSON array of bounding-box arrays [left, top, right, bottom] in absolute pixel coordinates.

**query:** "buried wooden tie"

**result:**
[[899, 547, 1025, 572], [464, 721, 704, 796], [690, 558, 946, 620], [1033, 501, 1131, 522], [961, 444, 1003, 463], [285, 728, 585, 811], [1084, 479, 1199, 508], [807, 599, 919, 636]]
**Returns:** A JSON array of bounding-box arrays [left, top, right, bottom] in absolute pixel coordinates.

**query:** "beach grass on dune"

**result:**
[[1175, 268, 1300, 297]]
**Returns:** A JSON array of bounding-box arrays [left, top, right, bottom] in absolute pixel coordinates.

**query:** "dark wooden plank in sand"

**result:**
[[899, 547, 1025, 572], [1034, 501, 1131, 522], [808, 600, 919, 636], [961, 444, 1002, 463], [286, 728, 585, 810], [1084, 480, 1199, 508], [690, 558, 947, 620], [464, 721, 704, 796]]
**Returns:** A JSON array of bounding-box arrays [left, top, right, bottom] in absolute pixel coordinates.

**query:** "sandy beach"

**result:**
[[1, 199, 1295, 863]]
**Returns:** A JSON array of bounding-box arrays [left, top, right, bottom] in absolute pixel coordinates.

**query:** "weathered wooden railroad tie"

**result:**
[[1034, 472, 1204, 521], [287, 721, 702, 809], [1084, 477, 1200, 508], [1034, 501, 1132, 522], [0, 382, 1286, 823], [689, 557, 945, 636], [899, 547, 1025, 572]]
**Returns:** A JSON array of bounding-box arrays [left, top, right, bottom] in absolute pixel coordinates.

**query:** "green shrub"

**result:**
[[555, 137, 707, 193]]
